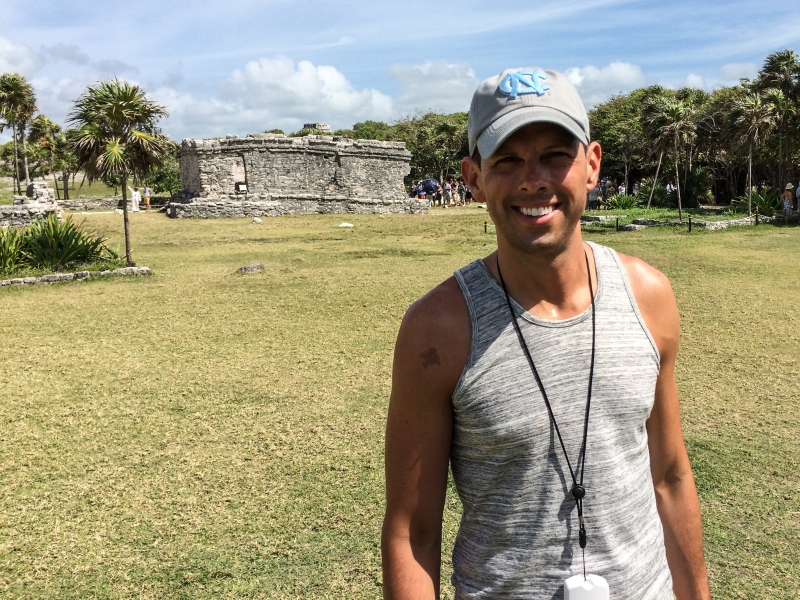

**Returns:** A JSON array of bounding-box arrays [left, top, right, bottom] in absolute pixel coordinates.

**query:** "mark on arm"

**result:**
[[419, 347, 441, 369]]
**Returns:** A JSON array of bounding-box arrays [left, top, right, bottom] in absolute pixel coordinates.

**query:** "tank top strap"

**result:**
[[586, 241, 660, 361]]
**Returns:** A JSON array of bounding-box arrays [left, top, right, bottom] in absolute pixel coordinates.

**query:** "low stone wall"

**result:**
[[59, 196, 172, 211], [58, 197, 120, 211], [1, 266, 151, 288], [168, 194, 428, 218], [631, 216, 777, 230], [0, 203, 62, 227]]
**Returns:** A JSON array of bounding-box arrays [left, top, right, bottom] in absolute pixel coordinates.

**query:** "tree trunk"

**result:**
[[121, 173, 134, 266], [674, 137, 683, 221], [21, 126, 30, 188], [53, 170, 60, 200], [647, 151, 663, 209], [747, 145, 753, 217], [624, 161, 629, 195], [62, 170, 70, 200], [11, 120, 21, 194]]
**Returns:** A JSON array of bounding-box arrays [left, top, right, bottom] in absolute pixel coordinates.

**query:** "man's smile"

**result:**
[[513, 203, 560, 224]]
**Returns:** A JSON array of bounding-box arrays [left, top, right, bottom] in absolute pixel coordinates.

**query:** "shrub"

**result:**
[[683, 167, 715, 207], [605, 193, 638, 210], [21, 213, 118, 270], [0, 227, 24, 275], [635, 178, 671, 208], [732, 186, 781, 216]]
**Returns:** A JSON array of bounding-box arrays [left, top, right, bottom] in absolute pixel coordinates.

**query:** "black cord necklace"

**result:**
[[496, 249, 597, 579]]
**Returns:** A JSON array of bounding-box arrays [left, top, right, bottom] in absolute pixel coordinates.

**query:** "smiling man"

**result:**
[[382, 68, 711, 600]]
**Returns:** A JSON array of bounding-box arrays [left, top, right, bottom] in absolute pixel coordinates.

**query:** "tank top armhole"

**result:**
[[605, 246, 662, 365], [452, 266, 480, 401]]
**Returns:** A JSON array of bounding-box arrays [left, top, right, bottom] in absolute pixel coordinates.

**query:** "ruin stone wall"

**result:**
[[172, 133, 423, 217], [0, 203, 62, 228]]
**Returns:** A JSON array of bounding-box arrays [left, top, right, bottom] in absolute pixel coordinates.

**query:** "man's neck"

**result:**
[[489, 231, 595, 321]]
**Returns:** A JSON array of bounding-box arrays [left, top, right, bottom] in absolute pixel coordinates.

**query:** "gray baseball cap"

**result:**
[[468, 67, 590, 158]]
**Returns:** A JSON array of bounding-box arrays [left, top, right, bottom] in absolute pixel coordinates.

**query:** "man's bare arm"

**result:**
[[382, 277, 470, 600], [622, 255, 711, 600]]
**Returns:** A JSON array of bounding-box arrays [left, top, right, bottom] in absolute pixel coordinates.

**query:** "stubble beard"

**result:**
[[489, 195, 583, 260]]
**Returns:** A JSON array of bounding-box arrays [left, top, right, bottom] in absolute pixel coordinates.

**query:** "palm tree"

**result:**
[[68, 79, 171, 266], [28, 114, 63, 194], [732, 91, 777, 216], [645, 96, 696, 220], [0, 73, 37, 194]]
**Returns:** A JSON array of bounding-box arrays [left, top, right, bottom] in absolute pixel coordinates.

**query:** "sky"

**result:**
[[1, 0, 799, 142]]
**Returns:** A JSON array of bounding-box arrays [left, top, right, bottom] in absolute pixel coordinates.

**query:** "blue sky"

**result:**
[[1, 0, 798, 141]]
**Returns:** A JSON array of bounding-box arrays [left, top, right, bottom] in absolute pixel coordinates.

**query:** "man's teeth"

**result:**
[[519, 206, 554, 217]]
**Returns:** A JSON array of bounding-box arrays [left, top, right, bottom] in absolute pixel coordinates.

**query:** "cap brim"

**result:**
[[476, 106, 589, 158]]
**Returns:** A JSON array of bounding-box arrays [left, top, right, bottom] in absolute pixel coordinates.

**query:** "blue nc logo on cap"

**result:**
[[498, 70, 549, 99]]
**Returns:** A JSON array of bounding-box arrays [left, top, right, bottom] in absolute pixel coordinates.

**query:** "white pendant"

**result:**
[[564, 574, 609, 600]]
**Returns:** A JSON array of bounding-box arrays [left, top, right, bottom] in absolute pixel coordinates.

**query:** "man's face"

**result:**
[[463, 122, 601, 257]]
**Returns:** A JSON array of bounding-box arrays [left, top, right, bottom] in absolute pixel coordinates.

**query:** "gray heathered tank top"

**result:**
[[450, 241, 673, 600]]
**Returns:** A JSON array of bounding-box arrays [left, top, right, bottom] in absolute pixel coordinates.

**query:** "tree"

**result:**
[[68, 79, 171, 266], [645, 96, 696, 220], [147, 141, 181, 195], [392, 112, 469, 183], [0, 73, 37, 194], [732, 91, 777, 215], [28, 115, 63, 193]]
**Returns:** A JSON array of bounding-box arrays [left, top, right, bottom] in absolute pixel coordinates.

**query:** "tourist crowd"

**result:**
[[409, 179, 474, 207]]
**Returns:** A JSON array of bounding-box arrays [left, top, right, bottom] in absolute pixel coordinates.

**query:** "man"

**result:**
[[587, 181, 601, 210], [127, 185, 141, 212], [142, 184, 152, 211], [382, 67, 710, 599], [795, 181, 800, 210], [444, 180, 453, 206]]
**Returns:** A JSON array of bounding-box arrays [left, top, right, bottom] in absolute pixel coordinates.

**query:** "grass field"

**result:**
[[1, 209, 798, 598], [0, 175, 117, 205]]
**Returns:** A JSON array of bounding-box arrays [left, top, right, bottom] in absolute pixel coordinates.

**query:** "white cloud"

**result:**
[[721, 61, 758, 81], [565, 62, 647, 107], [0, 34, 42, 74], [203, 56, 395, 135], [388, 60, 478, 115], [684, 73, 707, 89]]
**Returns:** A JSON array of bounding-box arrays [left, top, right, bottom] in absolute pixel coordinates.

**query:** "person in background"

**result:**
[[127, 185, 141, 212], [795, 181, 800, 210], [618, 181, 627, 195], [781, 183, 794, 225], [588, 182, 601, 210], [463, 183, 473, 205], [444, 180, 452, 206], [142, 184, 152, 211]]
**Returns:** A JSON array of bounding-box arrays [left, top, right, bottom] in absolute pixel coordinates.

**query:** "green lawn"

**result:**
[[1, 210, 797, 598], [0, 175, 117, 205]]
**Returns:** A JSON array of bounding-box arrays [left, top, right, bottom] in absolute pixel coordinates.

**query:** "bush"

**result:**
[[1, 214, 119, 275], [605, 193, 638, 210], [0, 227, 24, 275], [23, 213, 117, 270], [732, 186, 782, 216], [635, 178, 671, 208], [683, 167, 715, 207]]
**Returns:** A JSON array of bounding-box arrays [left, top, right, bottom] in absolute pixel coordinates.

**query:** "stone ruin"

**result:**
[[0, 181, 61, 228], [168, 133, 427, 218]]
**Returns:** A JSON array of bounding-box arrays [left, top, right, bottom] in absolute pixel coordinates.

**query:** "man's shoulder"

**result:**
[[394, 275, 471, 395], [402, 275, 469, 341], [615, 252, 673, 301], [614, 251, 678, 354]]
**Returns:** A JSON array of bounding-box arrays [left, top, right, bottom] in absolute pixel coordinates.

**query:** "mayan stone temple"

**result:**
[[168, 132, 427, 218]]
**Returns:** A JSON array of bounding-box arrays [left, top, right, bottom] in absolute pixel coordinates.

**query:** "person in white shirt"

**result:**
[[127, 186, 141, 212], [142, 185, 152, 211]]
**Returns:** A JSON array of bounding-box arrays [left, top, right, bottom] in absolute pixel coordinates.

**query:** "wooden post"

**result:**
[[484, 221, 487, 233], [688, 216, 692, 233], [615, 217, 619, 231]]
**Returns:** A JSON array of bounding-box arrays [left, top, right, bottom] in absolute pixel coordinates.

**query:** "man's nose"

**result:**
[[517, 159, 548, 194]]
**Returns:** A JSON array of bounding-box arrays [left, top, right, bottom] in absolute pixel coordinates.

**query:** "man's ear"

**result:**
[[585, 141, 602, 191], [462, 156, 485, 203]]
